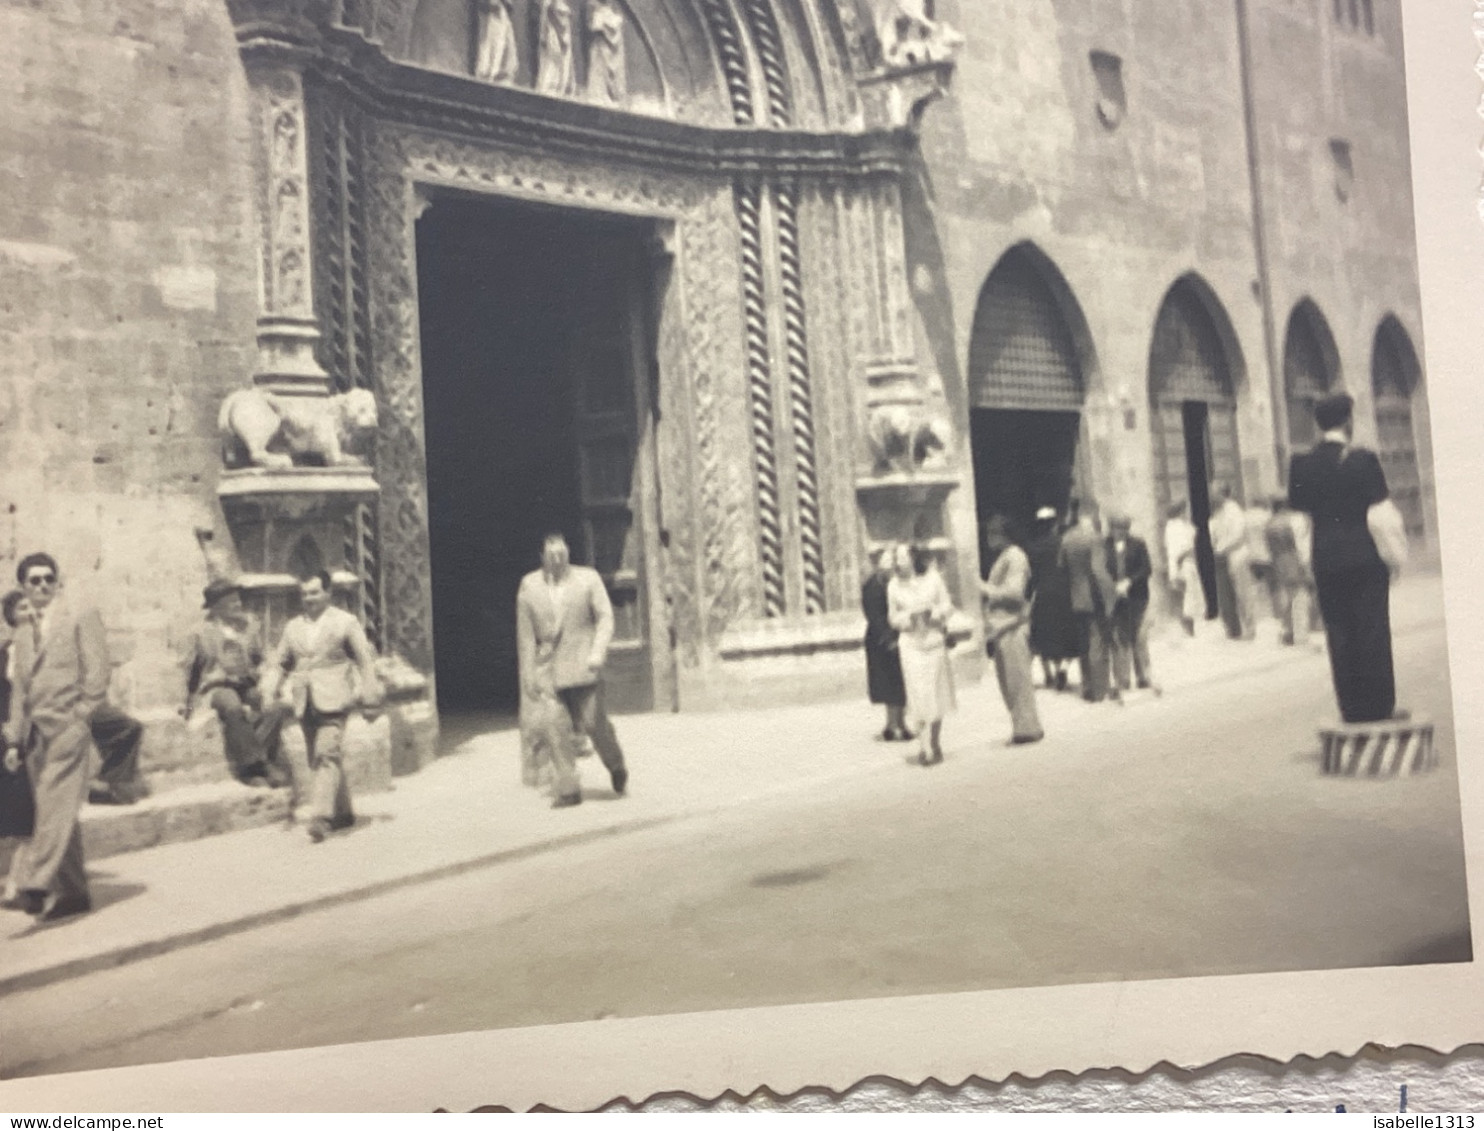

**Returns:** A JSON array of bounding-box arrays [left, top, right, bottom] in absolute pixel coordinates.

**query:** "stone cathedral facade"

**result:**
[[0, 0, 1433, 770]]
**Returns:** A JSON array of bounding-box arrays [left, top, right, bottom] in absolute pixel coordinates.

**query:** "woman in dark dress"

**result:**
[[862, 548, 908, 740], [0, 589, 35, 841], [1026, 507, 1080, 690]]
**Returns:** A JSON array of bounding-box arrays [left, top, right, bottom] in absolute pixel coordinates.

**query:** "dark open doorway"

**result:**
[[416, 193, 658, 715], [969, 408, 1080, 559], [1180, 401, 1220, 619]]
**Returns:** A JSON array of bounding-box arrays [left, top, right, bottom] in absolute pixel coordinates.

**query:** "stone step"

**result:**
[[0, 778, 293, 877], [1, 695, 438, 877]]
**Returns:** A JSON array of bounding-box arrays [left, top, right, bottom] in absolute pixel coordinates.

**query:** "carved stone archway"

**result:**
[[220, 0, 967, 711]]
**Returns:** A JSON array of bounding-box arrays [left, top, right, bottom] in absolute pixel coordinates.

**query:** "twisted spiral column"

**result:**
[[697, 0, 756, 125], [738, 0, 793, 127], [774, 182, 825, 614], [735, 180, 787, 618]]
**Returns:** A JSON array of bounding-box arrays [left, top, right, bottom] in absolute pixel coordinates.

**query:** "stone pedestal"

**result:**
[[380, 653, 439, 775], [857, 356, 962, 575], [218, 466, 379, 647]]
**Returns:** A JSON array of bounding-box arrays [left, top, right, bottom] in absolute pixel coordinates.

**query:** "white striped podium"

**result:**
[[1319, 715, 1436, 777]]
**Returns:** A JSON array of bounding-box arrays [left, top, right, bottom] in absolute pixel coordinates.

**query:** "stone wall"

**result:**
[[1245, 0, 1433, 535], [0, 0, 257, 721], [911, 0, 1425, 562], [0, 0, 1430, 728]]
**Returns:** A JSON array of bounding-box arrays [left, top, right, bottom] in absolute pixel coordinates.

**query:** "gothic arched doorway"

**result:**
[[967, 244, 1093, 564], [1372, 315, 1427, 543], [1148, 276, 1244, 619], [1283, 299, 1341, 451]]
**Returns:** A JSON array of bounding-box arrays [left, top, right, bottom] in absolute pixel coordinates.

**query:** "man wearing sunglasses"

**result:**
[[1, 552, 110, 921]]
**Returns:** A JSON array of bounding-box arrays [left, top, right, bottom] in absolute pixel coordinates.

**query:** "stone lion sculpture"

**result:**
[[219, 387, 378, 470], [867, 404, 951, 474]]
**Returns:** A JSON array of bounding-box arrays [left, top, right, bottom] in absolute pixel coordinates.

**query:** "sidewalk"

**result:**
[[0, 574, 1447, 997]]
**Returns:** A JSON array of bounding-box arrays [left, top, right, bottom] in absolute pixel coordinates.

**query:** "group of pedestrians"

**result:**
[[1163, 486, 1319, 649], [182, 568, 383, 844], [862, 501, 1160, 765], [1020, 501, 1158, 706], [862, 391, 1406, 763], [0, 553, 388, 926]]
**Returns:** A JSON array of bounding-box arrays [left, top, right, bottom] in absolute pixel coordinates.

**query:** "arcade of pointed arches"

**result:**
[[964, 252, 1430, 604]]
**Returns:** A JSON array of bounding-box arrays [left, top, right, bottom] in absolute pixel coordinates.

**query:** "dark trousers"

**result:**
[[1109, 601, 1151, 689], [548, 682, 626, 797], [1075, 611, 1112, 701], [1315, 563, 1396, 724], [88, 704, 143, 789], [208, 685, 289, 784]]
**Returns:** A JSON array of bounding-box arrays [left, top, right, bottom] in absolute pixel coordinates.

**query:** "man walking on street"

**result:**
[[1209, 485, 1255, 640], [1106, 514, 1158, 695], [979, 516, 1043, 745], [185, 577, 291, 789], [264, 571, 382, 843], [1, 589, 144, 806], [1265, 496, 1314, 648], [516, 532, 629, 809], [1060, 501, 1119, 703], [1, 553, 109, 921], [1288, 393, 1398, 723]]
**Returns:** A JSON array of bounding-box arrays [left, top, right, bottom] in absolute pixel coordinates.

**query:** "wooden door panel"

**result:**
[[571, 246, 654, 714]]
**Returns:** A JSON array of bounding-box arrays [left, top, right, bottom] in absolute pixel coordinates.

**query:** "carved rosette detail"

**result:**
[[734, 179, 787, 618], [774, 181, 826, 615]]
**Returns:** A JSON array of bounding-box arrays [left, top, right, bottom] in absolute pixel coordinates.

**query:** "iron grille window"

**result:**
[[1149, 286, 1232, 404], [970, 252, 1083, 411], [1284, 311, 1334, 450]]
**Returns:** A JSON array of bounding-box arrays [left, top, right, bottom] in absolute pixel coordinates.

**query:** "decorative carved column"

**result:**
[[850, 20, 964, 569], [218, 0, 434, 778]]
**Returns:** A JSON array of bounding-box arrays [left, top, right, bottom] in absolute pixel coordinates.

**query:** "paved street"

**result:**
[[0, 586, 1468, 1083]]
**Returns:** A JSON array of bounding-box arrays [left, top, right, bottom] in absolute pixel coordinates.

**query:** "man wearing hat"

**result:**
[[1287, 393, 1396, 723], [1104, 513, 1157, 695], [183, 577, 290, 788], [1026, 506, 1079, 692]]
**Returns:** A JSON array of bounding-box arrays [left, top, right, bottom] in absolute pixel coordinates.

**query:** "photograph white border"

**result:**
[[2, 0, 1481, 1112]]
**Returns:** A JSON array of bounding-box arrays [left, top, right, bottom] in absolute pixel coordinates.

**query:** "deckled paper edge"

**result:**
[[3, 0, 1484, 1114]]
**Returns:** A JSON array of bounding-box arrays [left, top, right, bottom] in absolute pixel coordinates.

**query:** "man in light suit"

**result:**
[[263, 570, 382, 843], [1, 553, 109, 921], [516, 532, 629, 809]]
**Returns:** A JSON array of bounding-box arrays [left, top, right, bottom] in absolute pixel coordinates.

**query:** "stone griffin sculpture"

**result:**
[[876, 0, 964, 68], [219, 387, 378, 470], [867, 404, 952, 475]]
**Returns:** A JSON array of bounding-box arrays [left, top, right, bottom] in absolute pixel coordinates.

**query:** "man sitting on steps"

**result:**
[[183, 577, 291, 790]]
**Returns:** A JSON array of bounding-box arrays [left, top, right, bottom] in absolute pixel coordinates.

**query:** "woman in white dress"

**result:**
[[1162, 499, 1204, 635], [887, 542, 957, 766]]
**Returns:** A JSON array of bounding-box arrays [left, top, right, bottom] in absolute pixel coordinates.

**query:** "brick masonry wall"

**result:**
[[0, 0, 257, 719]]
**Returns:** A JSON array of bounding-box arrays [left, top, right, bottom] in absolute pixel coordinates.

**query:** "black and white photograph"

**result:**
[[0, 0, 1479, 1111]]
